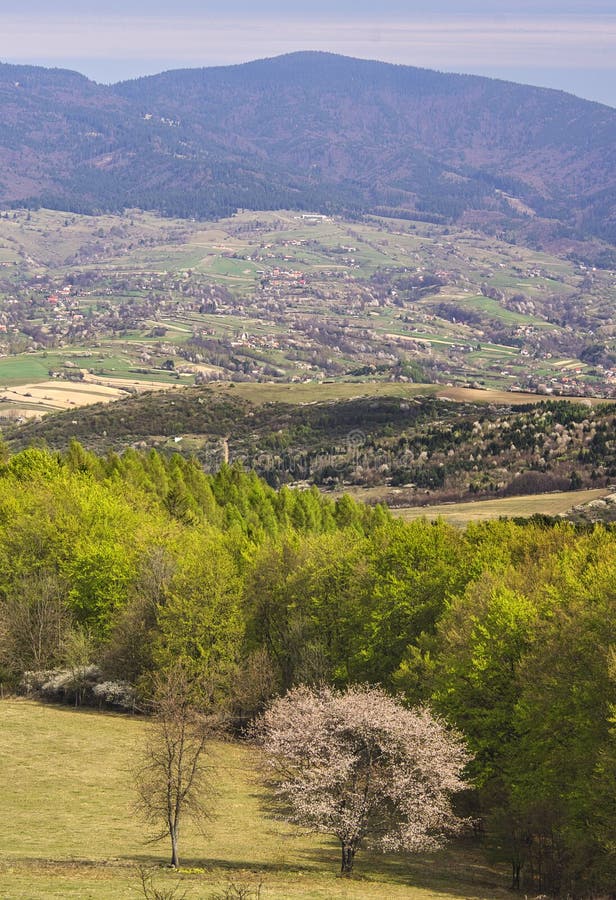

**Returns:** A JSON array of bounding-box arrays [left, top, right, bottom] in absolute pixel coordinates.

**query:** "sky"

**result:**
[[3, 1, 616, 107]]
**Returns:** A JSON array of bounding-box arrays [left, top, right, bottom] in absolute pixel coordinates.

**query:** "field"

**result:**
[[0, 351, 192, 390], [194, 379, 600, 408], [0, 699, 511, 900], [1, 372, 599, 422], [0, 207, 614, 423], [391, 488, 609, 525], [0, 374, 176, 417]]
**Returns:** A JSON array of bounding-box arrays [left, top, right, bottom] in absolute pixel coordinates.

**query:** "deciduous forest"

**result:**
[[0, 441, 613, 896]]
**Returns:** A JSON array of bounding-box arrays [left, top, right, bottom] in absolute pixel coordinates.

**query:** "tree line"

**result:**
[[0, 440, 613, 896]]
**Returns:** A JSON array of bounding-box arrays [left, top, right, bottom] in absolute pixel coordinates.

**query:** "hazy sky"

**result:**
[[3, 1, 616, 107]]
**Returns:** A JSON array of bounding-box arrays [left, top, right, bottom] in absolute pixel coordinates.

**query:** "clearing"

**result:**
[[391, 488, 609, 526], [0, 698, 511, 900]]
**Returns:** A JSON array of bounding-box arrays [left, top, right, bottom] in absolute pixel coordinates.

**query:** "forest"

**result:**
[[11, 392, 616, 503], [0, 440, 614, 897]]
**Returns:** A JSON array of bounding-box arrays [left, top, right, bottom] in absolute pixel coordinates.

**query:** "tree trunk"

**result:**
[[170, 826, 179, 868], [340, 843, 356, 877], [511, 860, 521, 890]]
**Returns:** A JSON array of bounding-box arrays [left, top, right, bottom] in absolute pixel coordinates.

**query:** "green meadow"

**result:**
[[0, 699, 509, 900]]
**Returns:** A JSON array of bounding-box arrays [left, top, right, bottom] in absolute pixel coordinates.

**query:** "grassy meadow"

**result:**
[[0, 699, 510, 900], [391, 488, 609, 525]]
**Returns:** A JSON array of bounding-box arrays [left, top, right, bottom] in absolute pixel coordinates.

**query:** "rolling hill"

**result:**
[[1, 52, 615, 241]]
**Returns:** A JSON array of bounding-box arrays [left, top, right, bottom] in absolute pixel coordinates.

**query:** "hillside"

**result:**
[[8, 384, 616, 506], [0, 699, 509, 900], [0, 449, 613, 898], [1, 208, 615, 420], [1, 53, 616, 241]]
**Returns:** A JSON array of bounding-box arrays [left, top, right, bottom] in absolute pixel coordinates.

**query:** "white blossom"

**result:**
[[252, 685, 470, 875]]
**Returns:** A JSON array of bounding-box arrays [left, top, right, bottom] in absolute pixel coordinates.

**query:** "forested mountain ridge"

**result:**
[[1, 53, 616, 240]]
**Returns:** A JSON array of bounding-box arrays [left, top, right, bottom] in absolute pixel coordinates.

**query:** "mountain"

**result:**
[[1, 52, 616, 241]]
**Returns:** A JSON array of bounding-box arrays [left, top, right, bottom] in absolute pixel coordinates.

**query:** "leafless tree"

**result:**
[[137, 865, 189, 900], [134, 666, 218, 868], [0, 572, 70, 674], [252, 684, 470, 877], [210, 879, 264, 900]]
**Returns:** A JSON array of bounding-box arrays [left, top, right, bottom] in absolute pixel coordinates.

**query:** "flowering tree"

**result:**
[[252, 684, 470, 876]]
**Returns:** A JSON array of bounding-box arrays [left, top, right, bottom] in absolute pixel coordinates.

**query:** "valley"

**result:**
[[1, 42, 616, 900], [2, 206, 616, 515], [1, 207, 615, 428]]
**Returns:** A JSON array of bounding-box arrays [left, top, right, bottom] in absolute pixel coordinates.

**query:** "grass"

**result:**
[[219, 380, 601, 407], [392, 488, 609, 525], [0, 355, 55, 386], [0, 350, 177, 388], [0, 698, 510, 900]]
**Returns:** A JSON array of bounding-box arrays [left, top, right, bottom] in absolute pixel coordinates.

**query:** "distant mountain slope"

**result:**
[[1, 52, 616, 240]]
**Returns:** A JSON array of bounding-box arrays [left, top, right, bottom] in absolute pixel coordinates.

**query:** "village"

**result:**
[[0, 208, 614, 402]]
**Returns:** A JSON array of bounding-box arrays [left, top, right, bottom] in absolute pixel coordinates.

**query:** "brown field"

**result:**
[[390, 488, 609, 526], [433, 386, 593, 405], [0, 376, 174, 414]]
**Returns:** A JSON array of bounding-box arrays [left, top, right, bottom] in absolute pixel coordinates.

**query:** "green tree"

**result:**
[[153, 531, 242, 705]]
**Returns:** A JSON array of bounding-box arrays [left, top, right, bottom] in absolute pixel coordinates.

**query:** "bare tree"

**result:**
[[252, 684, 470, 877], [0, 572, 70, 675], [137, 866, 189, 900], [210, 879, 264, 900], [135, 666, 217, 868]]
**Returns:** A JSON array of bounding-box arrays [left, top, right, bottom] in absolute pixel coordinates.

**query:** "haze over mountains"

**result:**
[[1, 51, 615, 242]]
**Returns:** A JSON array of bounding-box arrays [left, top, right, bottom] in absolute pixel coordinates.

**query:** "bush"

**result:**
[[22, 667, 136, 709]]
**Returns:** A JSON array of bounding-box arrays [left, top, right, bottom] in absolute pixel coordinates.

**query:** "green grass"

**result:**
[[0, 699, 510, 899], [0, 355, 54, 385], [0, 349, 169, 388], [460, 295, 546, 326]]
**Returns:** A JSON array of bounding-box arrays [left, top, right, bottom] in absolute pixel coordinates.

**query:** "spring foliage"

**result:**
[[0, 442, 613, 893]]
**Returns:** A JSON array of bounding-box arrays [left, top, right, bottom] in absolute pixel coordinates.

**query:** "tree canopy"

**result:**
[[252, 685, 470, 876]]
